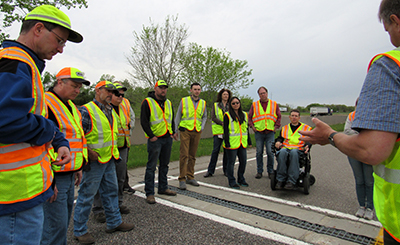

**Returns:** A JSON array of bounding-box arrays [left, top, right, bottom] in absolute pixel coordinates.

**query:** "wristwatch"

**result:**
[[328, 132, 339, 147]]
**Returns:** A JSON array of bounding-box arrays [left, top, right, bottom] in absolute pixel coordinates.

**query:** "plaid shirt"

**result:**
[[79, 99, 114, 134], [353, 54, 400, 134]]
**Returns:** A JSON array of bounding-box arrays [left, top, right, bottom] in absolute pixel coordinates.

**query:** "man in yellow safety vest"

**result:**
[[73, 81, 134, 244], [174, 82, 207, 190], [0, 5, 80, 244], [300, 0, 400, 243], [141, 80, 178, 204]]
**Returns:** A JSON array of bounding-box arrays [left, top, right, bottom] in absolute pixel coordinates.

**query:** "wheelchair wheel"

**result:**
[[310, 174, 316, 186], [303, 173, 310, 195], [270, 172, 276, 190]]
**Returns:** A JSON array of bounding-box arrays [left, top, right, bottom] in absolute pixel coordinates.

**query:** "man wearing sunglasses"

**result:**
[[74, 81, 134, 244], [92, 82, 131, 221], [0, 5, 81, 244]]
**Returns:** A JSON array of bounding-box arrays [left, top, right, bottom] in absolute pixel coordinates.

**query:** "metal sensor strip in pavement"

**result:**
[[159, 184, 377, 245]]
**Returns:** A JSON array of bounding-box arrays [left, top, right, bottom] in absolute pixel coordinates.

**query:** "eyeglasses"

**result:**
[[46, 28, 67, 47], [113, 91, 125, 97], [231, 102, 240, 105]]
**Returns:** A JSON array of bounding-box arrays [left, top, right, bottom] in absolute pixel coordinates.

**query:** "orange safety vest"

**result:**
[[252, 99, 278, 131], [45, 91, 87, 172], [0, 47, 53, 204], [281, 123, 312, 150]]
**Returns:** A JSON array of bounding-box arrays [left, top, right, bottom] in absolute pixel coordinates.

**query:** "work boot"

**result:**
[[146, 195, 156, 204], [119, 205, 130, 214], [94, 213, 106, 223], [74, 232, 95, 244], [105, 222, 135, 233], [255, 173, 262, 179], [158, 189, 177, 196], [179, 181, 187, 190], [284, 182, 295, 190]]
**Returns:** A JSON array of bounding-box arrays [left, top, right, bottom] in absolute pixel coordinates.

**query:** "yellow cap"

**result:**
[[24, 5, 83, 43]]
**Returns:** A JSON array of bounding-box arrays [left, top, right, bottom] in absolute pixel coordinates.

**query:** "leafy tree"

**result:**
[[0, 0, 88, 42], [127, 15, 189, 88], [41, 71, 56, 91], [178, 43, 254, 104], [239, 94, 253, 112], [99, 74, 116, 83]]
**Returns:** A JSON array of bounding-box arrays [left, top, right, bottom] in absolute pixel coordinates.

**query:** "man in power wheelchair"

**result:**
[[270, 109, 315, 194]]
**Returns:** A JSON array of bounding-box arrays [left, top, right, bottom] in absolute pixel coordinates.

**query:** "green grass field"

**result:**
[[127, 123, 345, 169]]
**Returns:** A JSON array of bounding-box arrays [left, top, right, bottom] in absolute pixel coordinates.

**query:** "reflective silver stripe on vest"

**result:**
[[27, 14, 72, 28], [0, 150, 47, 170], [87, 103, 108, 149], [46, 93, 78, 138], [374, 164, 400, 184], [229, 118, 240, 136], [183, 97, 190, 118], [0, 143, 31, 154], [4, 48, 43, 115]]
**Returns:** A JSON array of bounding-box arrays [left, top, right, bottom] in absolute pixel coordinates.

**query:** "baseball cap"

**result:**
[[95, 81, 116, 90], [113, 82, 127, 91], [56, 67, 90, 86], [24, 5, 83, 43], [154, 80, 168, 89]]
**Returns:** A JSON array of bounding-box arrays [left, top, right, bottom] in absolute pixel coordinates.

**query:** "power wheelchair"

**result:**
[[270, 143, 316, 195]]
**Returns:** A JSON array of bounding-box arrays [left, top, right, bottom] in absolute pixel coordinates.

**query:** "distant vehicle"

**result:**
[[310, 107, 332, 116], [280, 107, 287, 112]]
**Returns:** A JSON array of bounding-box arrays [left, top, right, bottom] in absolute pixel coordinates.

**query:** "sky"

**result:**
[[3, 0, 395, 107]]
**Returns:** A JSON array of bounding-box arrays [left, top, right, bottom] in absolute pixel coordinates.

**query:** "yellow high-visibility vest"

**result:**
[[211, 102, 224, 135], [144, 97, 173, 137], [368, 50, 400, 240], [82, 101, 119, 163], [223, 112, 248, 149], [0, 47, 53, 204], [178, 96, 206, 132]]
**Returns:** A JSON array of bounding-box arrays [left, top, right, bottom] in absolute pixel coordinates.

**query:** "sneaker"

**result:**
[[230, 184, 240, 189], [179, 181, 187, 190], [105, 222, 135, 233], [276, 181, 284, 190], [364, 208, 374, 220], [123, 186, 136, 194], [74, 232, 95, 244], [119, 205, 130, 214], [238, 182, 249, 187], [355, 206, 366, 218], [94, 213, 106, 223], [284, 182, 295, 190], [186, 179, 200, 186], [146, 195, 156, 204], [255, 173, 262, 179], [158, 189, 177, 196], [203, 172, 213, 178]]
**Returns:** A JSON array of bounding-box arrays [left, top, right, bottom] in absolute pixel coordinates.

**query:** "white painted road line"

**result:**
[[134, 191, 311, 245]]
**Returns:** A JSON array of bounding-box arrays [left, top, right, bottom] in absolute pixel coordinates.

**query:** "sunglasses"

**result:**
[[113, 91, 125, 97], [231, 102, 240, 105]]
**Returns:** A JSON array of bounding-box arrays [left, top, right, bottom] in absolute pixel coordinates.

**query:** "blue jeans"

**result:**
[[92, 147, 128, 214], [276, 148, 301, 185], [73, 159, 122, 236], [207, 135, 227, 174], [255, 131, 275, 174], [347, 157, 374, 209], [0, 203, 44, 245], [145, 137, 173, 196], [41, 173, 75, 245], [226, 146, 247, 187]]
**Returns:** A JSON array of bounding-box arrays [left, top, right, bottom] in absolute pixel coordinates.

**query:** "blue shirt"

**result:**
[[0, 40, 68, 216], [353, 51, 400, 134]]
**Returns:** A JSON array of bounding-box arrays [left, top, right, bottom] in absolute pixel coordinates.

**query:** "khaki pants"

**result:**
[[179, 129, 202, 181]]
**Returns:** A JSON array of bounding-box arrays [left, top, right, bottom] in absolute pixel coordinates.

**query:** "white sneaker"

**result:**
[[355, 206, 365, 218], [364, 208, 374, 220]]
